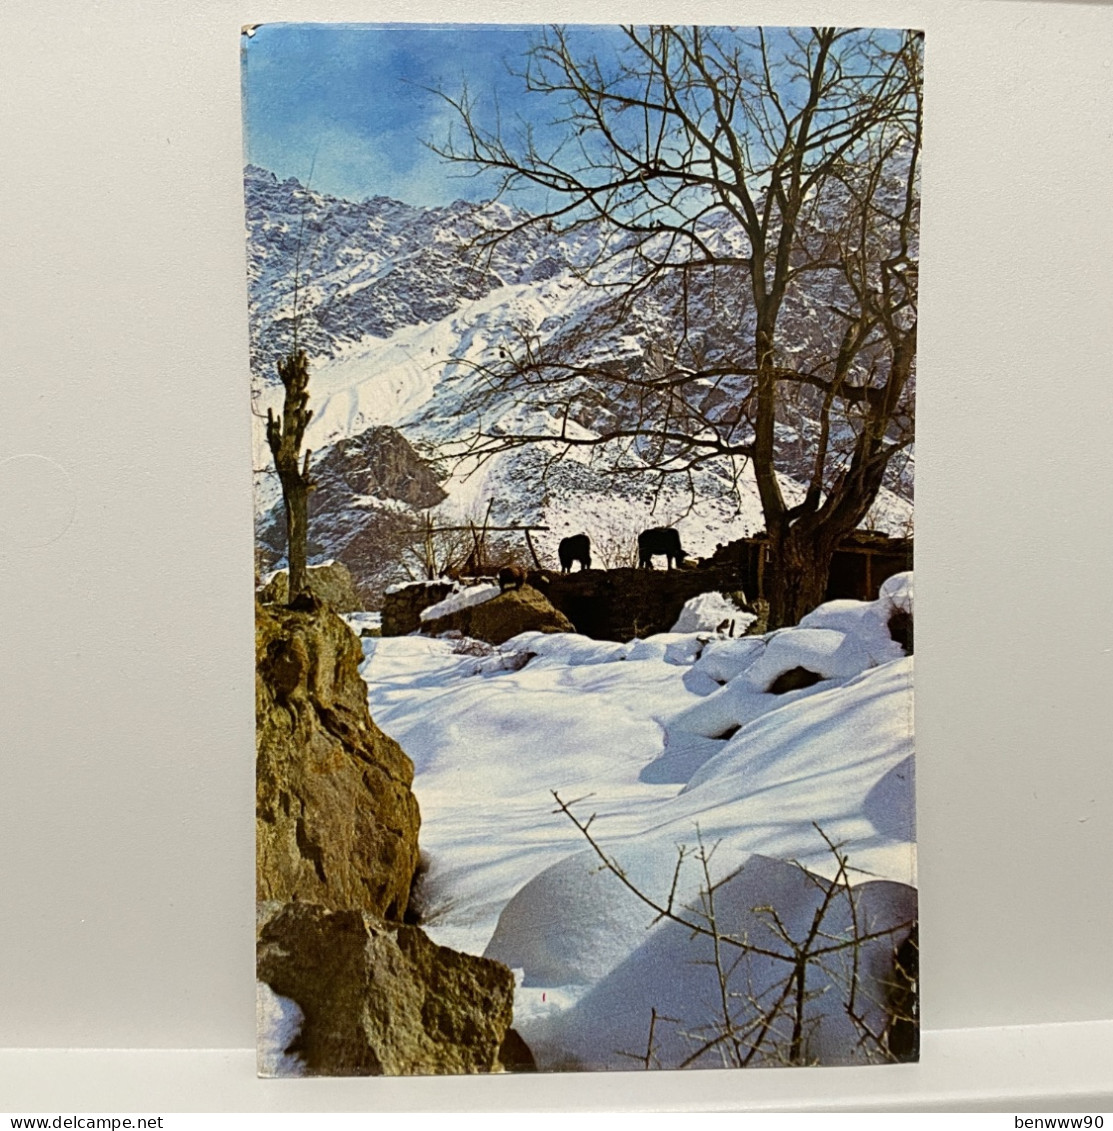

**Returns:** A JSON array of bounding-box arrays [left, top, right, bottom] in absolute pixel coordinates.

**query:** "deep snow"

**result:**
[[349, 573, 916, 1070]]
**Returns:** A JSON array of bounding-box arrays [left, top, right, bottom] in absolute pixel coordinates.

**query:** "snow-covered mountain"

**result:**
[[246, 166, 913, 599]]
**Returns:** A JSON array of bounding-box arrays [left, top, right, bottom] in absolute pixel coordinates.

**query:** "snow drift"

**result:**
[[357, 574, 916, 1069]]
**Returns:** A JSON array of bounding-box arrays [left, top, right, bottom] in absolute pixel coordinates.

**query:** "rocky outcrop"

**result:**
[[255, 600, 420, 919], [259, 560, 365, 612], [256, 601, 524, 1074], [313, 425, 447, 510], [258, 902, 516, 1076], [422, 584, 574, 646]]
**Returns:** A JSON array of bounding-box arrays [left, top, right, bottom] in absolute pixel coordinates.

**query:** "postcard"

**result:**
[[245, 22, 920, 1076]]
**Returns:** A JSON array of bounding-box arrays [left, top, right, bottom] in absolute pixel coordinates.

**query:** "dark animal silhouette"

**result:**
[[558, 533, 591, 573], [498, 565, 527, 591], [638, 526, 686, 570]]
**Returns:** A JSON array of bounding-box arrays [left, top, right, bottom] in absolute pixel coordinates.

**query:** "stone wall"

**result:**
[[380, 580, 456, 636], [380, 568, 746, 643], [534, 565, 743, 641]]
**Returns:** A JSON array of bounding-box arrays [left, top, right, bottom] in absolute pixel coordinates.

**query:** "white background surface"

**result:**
[[1, 0, 1111, 1111]]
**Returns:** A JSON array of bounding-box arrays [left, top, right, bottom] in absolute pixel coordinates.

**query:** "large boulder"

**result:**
[[255, 600, 421, 919], [257, 902, 516, 1076], [422, 584, 574, 646], [259, 560, 364, 613]]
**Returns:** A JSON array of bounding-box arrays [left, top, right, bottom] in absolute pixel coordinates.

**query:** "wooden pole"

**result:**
[[423, 513, 435, 580], [421, 525, 551, 534], [523, 528, 542, 570], [480, 499, 494, 572]]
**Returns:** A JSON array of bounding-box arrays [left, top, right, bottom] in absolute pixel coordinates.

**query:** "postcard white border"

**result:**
[[3, 0, 1111, 1111]]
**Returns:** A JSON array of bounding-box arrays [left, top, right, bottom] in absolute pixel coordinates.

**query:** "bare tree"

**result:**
[[266, 350, 314, 601], [436, 26, 921, 626]]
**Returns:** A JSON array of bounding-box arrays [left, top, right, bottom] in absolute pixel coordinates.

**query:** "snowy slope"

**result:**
[[355, 575, 916, 1070], [247, 167, 914, 586]]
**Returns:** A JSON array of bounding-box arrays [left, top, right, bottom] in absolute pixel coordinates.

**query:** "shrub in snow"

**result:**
[[258, 559, 364, 612], [660, 589, 912, 786], [520, 849, 917, 1071]]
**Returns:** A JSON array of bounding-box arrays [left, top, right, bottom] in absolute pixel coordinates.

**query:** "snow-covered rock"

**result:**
[[525, 855, 916, 1071], [420, 583, 501, 622], [670, 590, 755, 634], [422, 584, 574, 646]]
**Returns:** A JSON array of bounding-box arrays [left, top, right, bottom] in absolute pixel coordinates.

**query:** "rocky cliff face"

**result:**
[[255, 600, 521, 1073], [381, 580, 456, 637], [256, 600, 420, 918]]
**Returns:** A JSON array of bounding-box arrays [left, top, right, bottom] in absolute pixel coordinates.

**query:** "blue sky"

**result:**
[[241, 23, 629, 209], [241, 24, 915, 213]]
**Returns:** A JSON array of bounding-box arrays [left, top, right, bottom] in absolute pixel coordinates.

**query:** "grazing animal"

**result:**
[[638, 526, 686, 570], [558, 533, 592, 573], [498, 565, 527, 591]]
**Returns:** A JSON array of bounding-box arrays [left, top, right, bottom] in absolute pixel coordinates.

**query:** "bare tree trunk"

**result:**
[[433, 27, 920, 624], [283, 459, 311, 599], [766, 522, 837, 629], [266, 350, 314, 602]]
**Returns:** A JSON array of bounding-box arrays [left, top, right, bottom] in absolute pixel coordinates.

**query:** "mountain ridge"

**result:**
[[247, 166, 914, 602]]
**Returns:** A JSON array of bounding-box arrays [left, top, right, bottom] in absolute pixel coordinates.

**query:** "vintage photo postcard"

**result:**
[[245, 23, 920, 1076]]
